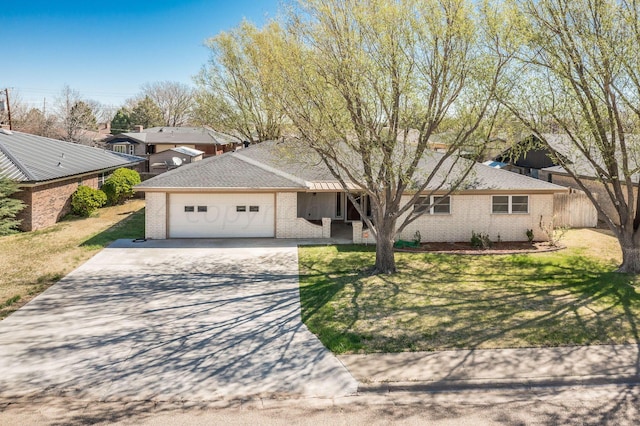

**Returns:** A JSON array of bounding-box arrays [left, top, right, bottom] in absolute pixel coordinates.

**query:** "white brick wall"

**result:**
[[145, 192, 167, 239], [398, 193, 554, 242], [276, 192, 324, 238]]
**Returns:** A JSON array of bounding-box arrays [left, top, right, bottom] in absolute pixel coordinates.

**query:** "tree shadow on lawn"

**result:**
[[80, 208, 145, 249], [299, 247, 640, 353]]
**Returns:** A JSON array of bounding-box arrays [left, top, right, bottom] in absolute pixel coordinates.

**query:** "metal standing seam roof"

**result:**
[[136, 140, 568, 192], [0, 130, 145, 183]]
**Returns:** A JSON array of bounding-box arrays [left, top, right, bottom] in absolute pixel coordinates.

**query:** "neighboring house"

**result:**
[[104, 126, 242, 173], [0, 129, 144, 231], [494, 134, 628, 225], [149, 146, 204, 174], [136, 140, 568, 242]]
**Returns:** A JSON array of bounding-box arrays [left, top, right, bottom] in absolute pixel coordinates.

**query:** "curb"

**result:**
[[356, 375, 640, 393]]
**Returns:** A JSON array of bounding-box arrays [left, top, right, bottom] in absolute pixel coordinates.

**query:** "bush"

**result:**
[[102, 168, 141, 205], [71, 186, 107, 217], [0, 177, 25, 235], [526, 229, 534, 243], [470, 231, 492, 249]]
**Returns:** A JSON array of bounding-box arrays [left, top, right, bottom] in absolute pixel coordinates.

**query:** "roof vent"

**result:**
[[61, 153, 65, 158], [57, 162, 63, 167], [0, 128, 13, 135]]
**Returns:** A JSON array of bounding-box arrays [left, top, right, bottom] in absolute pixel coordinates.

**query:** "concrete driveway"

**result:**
[[0, 239, 357, 401]]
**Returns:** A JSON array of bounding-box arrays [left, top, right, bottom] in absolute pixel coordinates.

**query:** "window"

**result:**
[[249, 206, 259, 212], [197, 206, 207, 212], [492, 195, 529, 214], [335, 193, 343, 218], [98, 172, 107, 189], [413, 196, 451, 214], [113, 144, 134, 155], [184, 206, 195, 212], [236, 206, 246, 212]]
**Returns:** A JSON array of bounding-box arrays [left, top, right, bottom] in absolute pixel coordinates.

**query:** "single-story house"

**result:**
[[0, 129, 144, 231], [149, 146, 204, 174], [104, 126, 242, 173], [135, 141, 568, 242]]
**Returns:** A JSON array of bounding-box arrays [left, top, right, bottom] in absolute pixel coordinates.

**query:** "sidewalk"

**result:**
[[339, 344, 640, 392]]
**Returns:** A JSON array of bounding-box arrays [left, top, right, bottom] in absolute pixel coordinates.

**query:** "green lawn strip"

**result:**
[[298, 245, 640, 354], [80, 208, 145, 249]]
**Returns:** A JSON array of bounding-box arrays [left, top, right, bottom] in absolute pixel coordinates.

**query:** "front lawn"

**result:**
[[298, 229, 640, 353], [0, 200, 145, 319]]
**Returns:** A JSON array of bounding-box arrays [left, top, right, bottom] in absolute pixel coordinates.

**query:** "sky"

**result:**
[[1, 0, 281, 113]]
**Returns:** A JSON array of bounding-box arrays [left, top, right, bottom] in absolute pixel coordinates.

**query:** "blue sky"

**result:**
[[2, 0, 281, 111]]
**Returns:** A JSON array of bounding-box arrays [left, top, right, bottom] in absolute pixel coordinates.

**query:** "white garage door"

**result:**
[[169, 193, 275, 238]]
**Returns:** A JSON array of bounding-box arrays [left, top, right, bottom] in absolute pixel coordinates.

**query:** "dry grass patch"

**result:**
[[299, 229, 640, 353], [0, 200, 144, 319]]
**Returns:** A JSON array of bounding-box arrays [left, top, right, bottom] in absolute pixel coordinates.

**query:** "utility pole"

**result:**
[[4, 89, 12, 130]]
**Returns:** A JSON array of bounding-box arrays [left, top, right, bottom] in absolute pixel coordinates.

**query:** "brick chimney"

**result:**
[[133, 125, 143, 133]]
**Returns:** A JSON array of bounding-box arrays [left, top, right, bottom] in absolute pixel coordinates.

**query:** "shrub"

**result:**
[[526, 229, 534, 243], [0, 177, 25, 235], [470, 231, 492, 249], [71, 186, 107, 217], [102, 168, 141, 205]]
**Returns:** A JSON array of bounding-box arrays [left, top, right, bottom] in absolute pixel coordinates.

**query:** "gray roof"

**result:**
[[108, 127, 241, 146], [168, 146, 204, 157], [0, 129, 144, 183], [136, 152, 305, 189], [137, 140, 566, 192]]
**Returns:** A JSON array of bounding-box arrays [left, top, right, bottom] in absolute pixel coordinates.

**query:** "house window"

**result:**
[[197, 206, 207, 212], [98, 172, 107, 188], [492, 195, 529, 214], [184, 206, 195, 212], [249, 206, 259, 212], [236, 206, 246, 212], [413, 196, 451, 214], [113, 144, 134, 155], [335, 193, 343, 218]]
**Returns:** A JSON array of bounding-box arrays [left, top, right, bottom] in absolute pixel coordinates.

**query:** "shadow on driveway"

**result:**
[[0, 239, 357, 400]]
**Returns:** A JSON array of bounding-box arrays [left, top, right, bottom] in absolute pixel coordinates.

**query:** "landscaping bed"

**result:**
[[395, 241, 563, 255]]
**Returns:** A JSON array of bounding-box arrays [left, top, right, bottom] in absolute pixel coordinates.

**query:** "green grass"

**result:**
[[80, 208, 145, 249], [298, 244, 640, 353]]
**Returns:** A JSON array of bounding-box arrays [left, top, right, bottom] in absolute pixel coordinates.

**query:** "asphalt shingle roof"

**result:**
[[0, 130, 144, 183], [109, 127, 241, 146], [137, 140, 566, 192], [136, 152, 305, 189]]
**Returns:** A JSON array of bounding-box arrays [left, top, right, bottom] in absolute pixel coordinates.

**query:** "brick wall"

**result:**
[[398, 193, 555, 242], [145, 192, 167, 239], [275, 192, 324, 238], [16, 174, 99, 231]]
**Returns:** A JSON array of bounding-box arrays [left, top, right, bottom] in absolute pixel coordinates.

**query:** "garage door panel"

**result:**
[[169, 193, 275, 238]]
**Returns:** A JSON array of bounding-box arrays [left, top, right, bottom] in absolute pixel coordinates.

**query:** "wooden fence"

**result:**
[[553, 192, 598, 228]]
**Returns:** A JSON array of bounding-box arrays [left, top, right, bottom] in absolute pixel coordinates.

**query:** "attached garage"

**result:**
[[168, 193, 275, 238]]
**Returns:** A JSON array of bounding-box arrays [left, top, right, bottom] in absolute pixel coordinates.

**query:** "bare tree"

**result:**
[[267, 0, 508, 273], [140, 81, 194, 127], [495, 0, 640, 273], [55, 85, 98, 142]]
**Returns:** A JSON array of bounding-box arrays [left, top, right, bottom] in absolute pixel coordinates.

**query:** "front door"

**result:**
[[346, 194, 363, 221]]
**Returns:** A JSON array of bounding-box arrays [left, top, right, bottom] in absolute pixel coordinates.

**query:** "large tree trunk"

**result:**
[[617, 232, 640, 273], [374, 220, 397, 274]]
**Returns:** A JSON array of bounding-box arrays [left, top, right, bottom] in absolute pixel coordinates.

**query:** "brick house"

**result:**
[[104, 126, 242, 173], [136, 140, 567, 242], [0, 129, 144, 231]]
